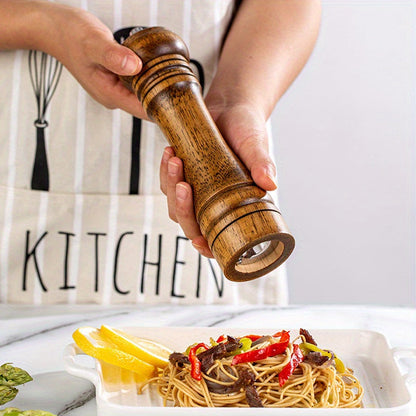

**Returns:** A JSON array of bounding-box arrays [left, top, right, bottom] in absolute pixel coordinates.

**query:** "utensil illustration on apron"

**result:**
[[28, 50, 63, 191]]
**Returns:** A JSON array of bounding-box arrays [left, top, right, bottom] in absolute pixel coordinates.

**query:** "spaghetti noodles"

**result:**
[[139, 329, 363, 408]]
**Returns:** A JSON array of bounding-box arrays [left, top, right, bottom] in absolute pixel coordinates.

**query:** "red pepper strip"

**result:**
[[278, 344, 304, 387], [244, 335, 262, 342], [188, 343, 209, 381], [216, 335, 226, 343], [231, 338, 289, 366], [278, 330, 290, 342]]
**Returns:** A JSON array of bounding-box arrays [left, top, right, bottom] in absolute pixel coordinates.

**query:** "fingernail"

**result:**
[[176, 183, 188, 200], [168, 160, 179, 175], [162, 148, 171, 163], [192, 241, 205, 254], [266, 166, 277, 188], [122, 55, 139, 74], [192, 241, 213, 258]]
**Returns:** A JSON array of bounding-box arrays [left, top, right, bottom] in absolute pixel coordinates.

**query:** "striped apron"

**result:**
[[0, 0, 288, 305]]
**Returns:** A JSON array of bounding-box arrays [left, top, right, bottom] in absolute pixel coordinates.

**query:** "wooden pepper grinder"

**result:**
[[120, 27, 295, 282]]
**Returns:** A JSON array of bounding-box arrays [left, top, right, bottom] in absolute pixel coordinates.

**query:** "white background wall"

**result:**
[[271, 0, 416, 306]]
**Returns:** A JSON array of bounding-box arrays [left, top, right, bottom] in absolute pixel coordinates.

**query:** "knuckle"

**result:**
[[83, 24, 109, 55], [234, 130, 267, 154], [242, 132, 265, 148], [89, 92, 114, 110], [104, 46, 119, 68], [102, 100, 117, 110], [93, 92, 117, 109]]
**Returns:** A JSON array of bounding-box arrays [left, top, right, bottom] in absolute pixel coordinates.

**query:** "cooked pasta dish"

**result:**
[[139, 328, 363, 408]]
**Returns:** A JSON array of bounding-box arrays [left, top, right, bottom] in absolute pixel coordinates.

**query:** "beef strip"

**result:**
[[239, 368, 256, 385], [321, 350, 335, 368], [205, 366, 252, 394], [169, 352, 190, 367], [303, 351, 330, 367], [205, 378, 242, 394], [205, 367, 263, 407], [240, 369, 263, 408], [245, 385, 264, 407], [225, 336, 241, 352], [173, 337, 264, 407], [197, 336, 242, 373], [197, 343, 228, 373], [170, 336, 241, 374], [299, 328, 317, 346]]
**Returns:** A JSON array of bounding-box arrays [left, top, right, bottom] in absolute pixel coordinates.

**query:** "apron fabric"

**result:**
[[0, 0, 288, 305]]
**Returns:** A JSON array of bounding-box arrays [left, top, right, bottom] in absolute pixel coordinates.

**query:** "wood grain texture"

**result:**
[[120, 27, 295, 282]]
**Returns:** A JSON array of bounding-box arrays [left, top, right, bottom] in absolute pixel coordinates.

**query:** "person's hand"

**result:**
[[159, 103, 277, 258], [39, 3, 147, 119]]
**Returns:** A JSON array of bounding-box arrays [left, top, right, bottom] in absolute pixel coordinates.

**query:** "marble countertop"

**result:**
[[1, 304, 416, 415]]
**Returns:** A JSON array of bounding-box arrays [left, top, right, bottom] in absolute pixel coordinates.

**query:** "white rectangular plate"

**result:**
[[64, 328, 414, 415]]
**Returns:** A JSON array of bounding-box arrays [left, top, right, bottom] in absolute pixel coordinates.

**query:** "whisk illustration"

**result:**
[[28, 50, 63, 191]]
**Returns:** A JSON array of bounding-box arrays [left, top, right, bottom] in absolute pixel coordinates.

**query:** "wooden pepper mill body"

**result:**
[[121, 27, 295, 281]]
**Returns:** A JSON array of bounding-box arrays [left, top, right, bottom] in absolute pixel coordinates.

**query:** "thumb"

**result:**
[[99, 40, 142, 76]]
